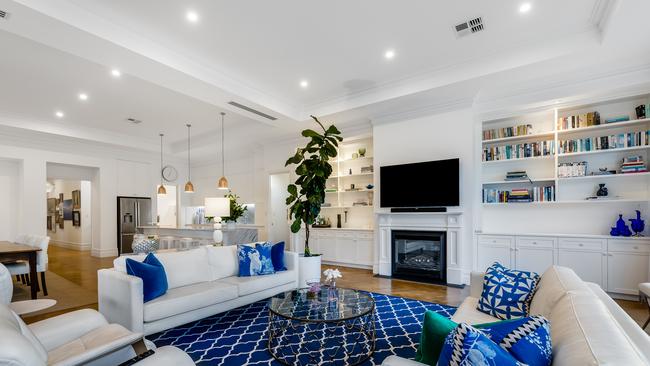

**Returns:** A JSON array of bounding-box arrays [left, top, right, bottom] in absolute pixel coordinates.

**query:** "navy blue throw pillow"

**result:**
[[126, 253, 168, 302], [271, 241, 287, 271]]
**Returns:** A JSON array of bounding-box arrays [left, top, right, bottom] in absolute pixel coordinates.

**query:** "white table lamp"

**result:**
[[204, 197, 230, 244]]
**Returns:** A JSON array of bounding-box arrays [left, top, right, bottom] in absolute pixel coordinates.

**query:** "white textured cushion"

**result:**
[[114, 248, 210, 289], [549, 291, 646, 366], [0, 305, 48, 365], [219, 270, 297, 296], [205, 245, 238, 280], [529, 265, 589, 317], [450, 297, 499, 325], [143, 281, 238, 322], [47, 323, 132, 365], [0, 263, 12, 305]]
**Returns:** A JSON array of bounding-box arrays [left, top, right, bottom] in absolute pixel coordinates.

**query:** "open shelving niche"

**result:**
[[318, 135, 375, 230], [481, 93, 650, 207]]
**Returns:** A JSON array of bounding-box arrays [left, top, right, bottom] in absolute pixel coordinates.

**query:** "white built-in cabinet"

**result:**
[[117, 159, 152, 197], [477, 233, 650, 297], [293, 228, 374, 269]]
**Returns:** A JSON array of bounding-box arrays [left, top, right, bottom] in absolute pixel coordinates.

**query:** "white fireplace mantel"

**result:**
[[375, 211, 464, 285]]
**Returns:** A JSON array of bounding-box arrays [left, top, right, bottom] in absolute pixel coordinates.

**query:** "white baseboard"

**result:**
[[92, 247, 118, 258], [51, 240, 91, 251], [322, 260, 372, 270]]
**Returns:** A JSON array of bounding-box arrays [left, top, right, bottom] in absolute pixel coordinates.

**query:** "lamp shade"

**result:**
[[204, 197, 230, 218]]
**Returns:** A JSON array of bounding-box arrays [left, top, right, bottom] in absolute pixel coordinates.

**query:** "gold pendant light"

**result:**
[[217, 112, 229, 190], [157, 133, 167, 195], [184, 124, 194, 193]]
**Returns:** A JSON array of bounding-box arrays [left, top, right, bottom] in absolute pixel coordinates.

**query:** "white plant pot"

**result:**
[[298, 255, 322, 288]]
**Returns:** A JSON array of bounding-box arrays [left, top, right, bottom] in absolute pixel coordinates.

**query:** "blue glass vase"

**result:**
[[616, 214, 632, 237], [630, 210, 645, 237]]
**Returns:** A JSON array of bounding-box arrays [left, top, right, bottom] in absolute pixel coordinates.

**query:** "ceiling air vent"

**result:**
[[228, 101, 277, 121], [126, 117, 143, 124], [454, 17, 484, 38], [0, 10, 10, 19]]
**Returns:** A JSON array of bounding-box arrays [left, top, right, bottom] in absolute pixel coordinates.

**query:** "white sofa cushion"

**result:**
[[450, 296, 499, 324], [219, 269, 297, 296], [205, 245, 238, 280], [144, 281, 238, 322], [47, 323, 133, 365], [529, 265, 589, 317], [114, 248, 210, 289], [549, 291, 646, 366]]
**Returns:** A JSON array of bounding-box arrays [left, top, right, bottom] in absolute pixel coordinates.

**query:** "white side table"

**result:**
[[9, 299, 57, 315]]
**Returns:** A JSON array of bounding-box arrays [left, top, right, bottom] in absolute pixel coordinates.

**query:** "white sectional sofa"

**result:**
[[98, 246, 299, 335], [383, 266, 650, 366]]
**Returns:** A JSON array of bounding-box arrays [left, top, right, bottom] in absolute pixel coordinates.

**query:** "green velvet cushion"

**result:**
[[415, 311, 517, 365]]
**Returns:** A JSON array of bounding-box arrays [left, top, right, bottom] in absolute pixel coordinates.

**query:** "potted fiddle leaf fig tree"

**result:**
[[285, 115, 343, 286]]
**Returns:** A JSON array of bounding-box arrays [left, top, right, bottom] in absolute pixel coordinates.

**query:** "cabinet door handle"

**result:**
[[532, 241, 537, 245], [634, 246, 639, 250], [608, 253, 613, 257], [578, 243, 584, 247]]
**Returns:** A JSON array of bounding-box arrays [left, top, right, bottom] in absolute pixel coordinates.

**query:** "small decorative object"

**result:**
[[348, 168, 352, 175], [352, 152, 359, 159], [336, 214, 342, 228], [366, 184, 374, 190], [132, 234, 159, 254], [615, 214, 632, 237], [630, 210, 645, 237], [72, 190, 81, 209], [323, 268, 342, 288], [72, 211, 81, 227], [610, 227, 620, 236], [358, 148, 366, 157], [596, 183, 608, 197], [221, 190, 247, 223], [636, 104, 646, 119], [350, 183, 355, 190]]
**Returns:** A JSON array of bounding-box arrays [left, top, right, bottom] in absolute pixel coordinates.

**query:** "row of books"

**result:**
[[482, 124, 533, 141], [558, 130, 650, 154], [505, 171, 528, 181], [482, 186, 556, 203], [482, 140, 555, 162], [621, 155, 647, 174], [557, 112, 600, 130]]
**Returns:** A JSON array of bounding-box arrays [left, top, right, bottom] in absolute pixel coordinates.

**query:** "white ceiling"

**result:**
[[1, 0, 650, 160]]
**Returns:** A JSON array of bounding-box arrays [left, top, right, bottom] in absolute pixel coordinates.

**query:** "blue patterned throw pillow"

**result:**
[[477, 262, 540, 320], [480, 315, 552, 366], [437, 323, 522, 366], [237, 243, 276, 277]]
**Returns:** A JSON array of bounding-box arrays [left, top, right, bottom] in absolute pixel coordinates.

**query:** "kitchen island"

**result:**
[[138, 224, 264, 246]]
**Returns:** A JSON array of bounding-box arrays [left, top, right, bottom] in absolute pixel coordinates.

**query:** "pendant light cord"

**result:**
[[159, 133, 164, 185], [186, 124, 191, 181], [221, 112, 226, 177]]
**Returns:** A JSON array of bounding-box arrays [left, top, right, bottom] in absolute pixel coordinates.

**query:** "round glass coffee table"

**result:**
[[267, 287, 376, 366]]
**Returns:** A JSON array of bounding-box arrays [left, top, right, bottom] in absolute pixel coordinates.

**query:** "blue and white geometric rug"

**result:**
[[149, 292, 456, 365]]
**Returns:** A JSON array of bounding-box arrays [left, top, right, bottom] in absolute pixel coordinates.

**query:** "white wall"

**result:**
[[0, 160, 19, 242], [372, 108, 477, 279], [47, 179, 92, 250]]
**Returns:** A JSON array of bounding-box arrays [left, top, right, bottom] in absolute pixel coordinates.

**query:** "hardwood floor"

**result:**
[[12, 246, 650, 335]]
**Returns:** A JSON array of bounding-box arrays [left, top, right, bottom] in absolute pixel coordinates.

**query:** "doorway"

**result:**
[[268, 172, 290, 246], [156, 184, 177, 227]]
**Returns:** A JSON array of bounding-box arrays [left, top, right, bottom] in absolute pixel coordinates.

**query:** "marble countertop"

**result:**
[[139, 224, 264, 231]]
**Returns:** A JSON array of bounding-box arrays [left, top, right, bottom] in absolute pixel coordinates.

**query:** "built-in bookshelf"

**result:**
[[481, 94, 650, 205], [318, 136, 374, 229]]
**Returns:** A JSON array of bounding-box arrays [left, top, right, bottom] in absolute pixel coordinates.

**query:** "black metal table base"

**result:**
[[267, 310, 376, 366]]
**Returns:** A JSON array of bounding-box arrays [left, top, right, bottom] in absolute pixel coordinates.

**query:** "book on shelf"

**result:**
[[482, 185, 555, 204], [621, 155, 647, 173], [482, 123, 533, 141], [482, 140, 555, 162], [558, 130, 650, 154], [558, 162, 587, 178], [557, 111, 600, 130], [505, 171, 529, 181]]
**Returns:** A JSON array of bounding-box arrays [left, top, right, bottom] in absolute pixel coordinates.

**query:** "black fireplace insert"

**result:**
[[391, 230, 446, 284]]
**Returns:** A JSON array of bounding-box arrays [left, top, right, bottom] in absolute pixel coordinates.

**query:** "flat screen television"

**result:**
[[380, 158, 459, 208]]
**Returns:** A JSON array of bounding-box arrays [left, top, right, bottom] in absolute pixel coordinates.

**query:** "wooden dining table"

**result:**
[[0, 241, 40, 299]]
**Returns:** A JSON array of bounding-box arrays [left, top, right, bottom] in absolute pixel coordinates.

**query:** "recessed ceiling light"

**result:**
[[186, 10, 199, 23], [55, 111, 64, 118], [519, 3, 532, 13], [299, 80, 309, 88], [384, 49, 396, 60], [78, 93, 88, 101], [111, 69, 121, 77]]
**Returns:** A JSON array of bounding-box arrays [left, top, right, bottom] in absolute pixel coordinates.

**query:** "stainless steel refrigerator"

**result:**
[[117, 197, 153, 254]]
